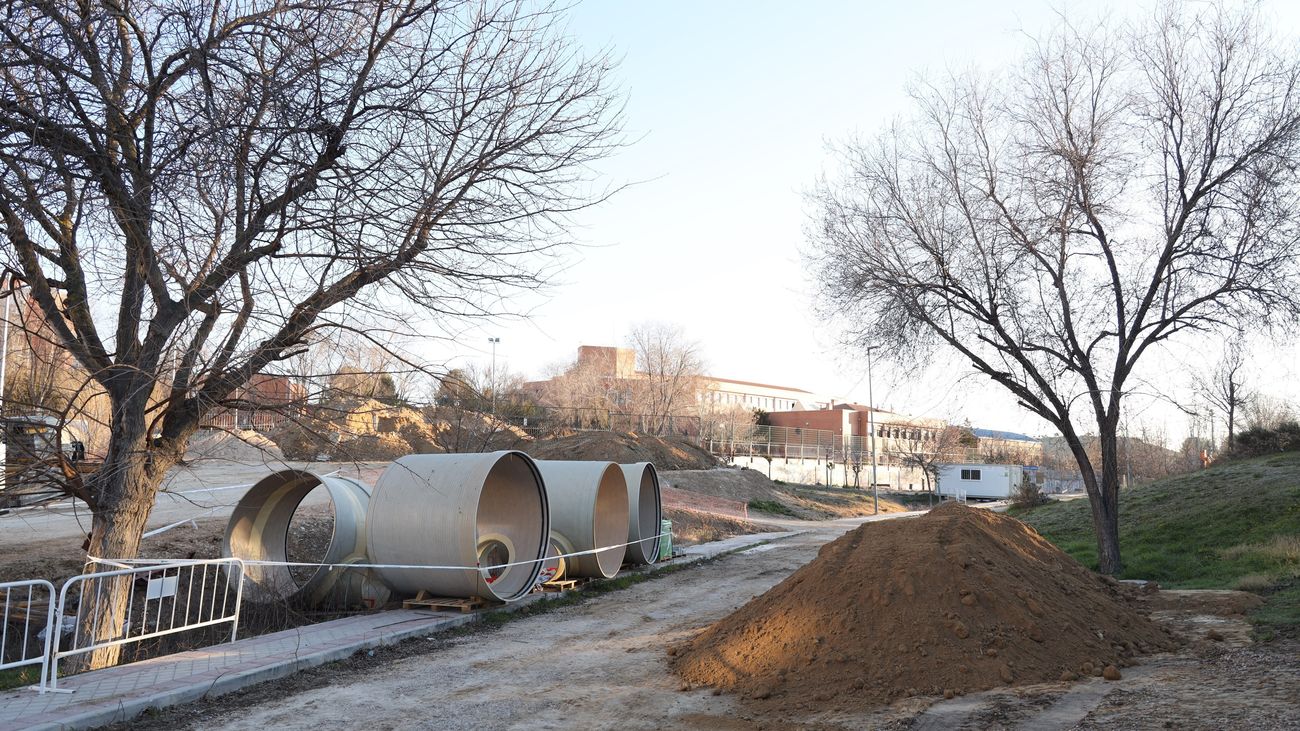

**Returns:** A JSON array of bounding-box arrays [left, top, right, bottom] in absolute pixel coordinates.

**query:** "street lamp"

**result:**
[[0, 276, 23, 481], [865, 345, 881, 515], [488, 337, 500, 415]]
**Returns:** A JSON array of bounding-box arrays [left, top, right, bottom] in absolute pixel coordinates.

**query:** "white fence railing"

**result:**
[[0, 579, 56, 692], [50, 558, 245, 688]]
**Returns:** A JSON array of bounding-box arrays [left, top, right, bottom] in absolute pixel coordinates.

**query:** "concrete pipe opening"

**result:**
[[534, 461, 629, 579], [620, 462, 662, 565], [538, 539, 568, 584], [366, 451, 549, 602], [223, 470, 388, 608]]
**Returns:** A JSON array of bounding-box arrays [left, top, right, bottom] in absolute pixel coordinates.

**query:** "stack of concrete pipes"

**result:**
[[222, 451, 663, 608]]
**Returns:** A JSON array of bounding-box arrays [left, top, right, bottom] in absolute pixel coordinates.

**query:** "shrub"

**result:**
[[1225, 421, 1300, 460], [1010, 475, 1049, 509], [747, 499, 798, 517]]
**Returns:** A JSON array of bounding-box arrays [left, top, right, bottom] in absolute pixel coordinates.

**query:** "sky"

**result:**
[[422, 0, 1300, 442]]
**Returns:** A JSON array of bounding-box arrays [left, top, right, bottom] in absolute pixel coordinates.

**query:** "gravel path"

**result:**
[[116, 518, 1298, 731]]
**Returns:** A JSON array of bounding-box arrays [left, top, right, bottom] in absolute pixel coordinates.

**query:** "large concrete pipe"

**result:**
[[534, 461, 629, 579], [366, 451, 549, 602], [620, 462, 662, 565], [223, 470, 390, 608]]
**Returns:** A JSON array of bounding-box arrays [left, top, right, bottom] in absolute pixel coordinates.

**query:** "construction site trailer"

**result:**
[[936, 464, 1021, 500]]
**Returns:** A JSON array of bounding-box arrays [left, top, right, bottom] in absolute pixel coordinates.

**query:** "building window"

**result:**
[[960, 468, 982, 481]]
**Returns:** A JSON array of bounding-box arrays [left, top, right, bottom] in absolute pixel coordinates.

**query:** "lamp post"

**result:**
[[0, 278, 11, 479], [0, 275, 25, 482], [866, 345, 881, 515], [488, 337, 500, 415]]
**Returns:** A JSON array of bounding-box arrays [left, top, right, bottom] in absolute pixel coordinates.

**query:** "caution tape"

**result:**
[[86, 531, 671, 574]]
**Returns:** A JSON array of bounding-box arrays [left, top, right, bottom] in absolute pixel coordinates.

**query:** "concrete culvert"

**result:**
[[535, 460, 630, 579], [223, 470, 389, 608], [366, 451, 549, 602], [538, 539, 568, 584], [620, 462, 662, 565]]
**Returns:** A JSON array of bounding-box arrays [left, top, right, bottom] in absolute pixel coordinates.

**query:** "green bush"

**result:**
[[1225, 421, 1300, 460], [747, 499, 798, 517]]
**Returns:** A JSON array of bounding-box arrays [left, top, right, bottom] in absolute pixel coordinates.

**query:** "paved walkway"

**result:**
[[0, 530, 796, 731]]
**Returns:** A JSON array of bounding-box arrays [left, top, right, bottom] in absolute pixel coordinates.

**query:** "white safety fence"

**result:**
[[0, 579, 57, 692], [49, 558, 245, 689]]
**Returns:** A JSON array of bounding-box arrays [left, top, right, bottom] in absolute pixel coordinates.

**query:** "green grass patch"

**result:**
[[747, 499, 799, 517], [1248, 579, 1300, 641], [0, 665, 42, 691], [1011, 451, 1300, 638]]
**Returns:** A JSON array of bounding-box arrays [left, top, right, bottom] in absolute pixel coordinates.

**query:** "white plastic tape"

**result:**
[[87, 531, 671, 574]]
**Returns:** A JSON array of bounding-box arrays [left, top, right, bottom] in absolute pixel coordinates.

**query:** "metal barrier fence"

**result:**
[[0, 579, 56, 692], [202, 409, 290, 432], [50, 558, 245, 688], [704, 424, 984, 465]]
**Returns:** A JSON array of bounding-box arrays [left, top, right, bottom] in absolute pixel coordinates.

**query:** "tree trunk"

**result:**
[[1090, 428, 1124, 575], [1227, 384, 1236, 450], [1062, 427, 1123, 575], [67, 397, 169, 672]]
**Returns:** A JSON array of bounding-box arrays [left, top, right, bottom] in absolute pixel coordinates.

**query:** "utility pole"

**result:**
[[866, 345, 880, 515], [0, 277, 11, 479], [488, 337, 500, 416]]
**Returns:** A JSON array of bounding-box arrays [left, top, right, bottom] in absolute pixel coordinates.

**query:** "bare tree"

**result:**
[[1194, 338, 1252, 450], [896, 425, 966, 500], [0, 0, 620, 668], [537, 356, 617, 429], [808, 4, 1300, 573], [626, 322, 704, 435], [1244, 393, 1297, 431]]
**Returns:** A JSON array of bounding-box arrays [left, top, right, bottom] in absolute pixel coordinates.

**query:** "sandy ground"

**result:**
[[120, 520, 1298, 731]]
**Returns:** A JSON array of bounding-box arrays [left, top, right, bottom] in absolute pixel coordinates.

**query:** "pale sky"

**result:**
[[421, 0, 1300, 443]]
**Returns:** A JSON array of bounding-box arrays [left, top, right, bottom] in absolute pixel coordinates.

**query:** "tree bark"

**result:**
[[1227, 382, 1236, 450], [1060, 426, 1123, 575], [1091, 428, 1124, 575], [68, 390, 175, 672]]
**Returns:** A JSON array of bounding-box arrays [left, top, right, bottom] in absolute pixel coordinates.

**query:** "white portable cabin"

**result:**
[[936, 464, 1021, 500]]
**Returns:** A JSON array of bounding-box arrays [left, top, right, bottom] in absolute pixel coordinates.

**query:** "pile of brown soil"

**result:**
[[527, 431, 718, 470], [184, 429, 284, 464], [671, 503, 1177, 712]]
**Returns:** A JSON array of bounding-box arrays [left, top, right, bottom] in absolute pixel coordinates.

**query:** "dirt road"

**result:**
[[123, 518, 1298, 731], [0, 460, 386, 551]]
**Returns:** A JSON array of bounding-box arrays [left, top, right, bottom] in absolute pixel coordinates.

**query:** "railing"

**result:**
[[0, 579, 56, 692], [201, 409, 291, 432], [50, 558, 245, 688], [703, 424, 987, 465]]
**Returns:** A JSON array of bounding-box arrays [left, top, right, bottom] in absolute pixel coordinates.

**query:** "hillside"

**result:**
[[1011, 451, 1300, 637]]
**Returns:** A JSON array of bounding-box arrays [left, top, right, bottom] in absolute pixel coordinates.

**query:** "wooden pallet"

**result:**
[[538, 578, 579, 593], [402, 591, 490, 613]]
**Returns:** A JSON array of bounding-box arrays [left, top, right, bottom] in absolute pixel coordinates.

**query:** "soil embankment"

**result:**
[[666, 468, 911, 519], [526, 431, 718, 470], [672, 503, 1177, 712]]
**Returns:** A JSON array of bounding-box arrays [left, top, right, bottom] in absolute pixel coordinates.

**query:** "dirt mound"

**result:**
[[667, 468, 911, 519], [527, 431, 718, 470], [185, 429, 284, 464], [663, 468, 786, 504], [664, 506, 772, 547], [671, 503, 1177, 711]]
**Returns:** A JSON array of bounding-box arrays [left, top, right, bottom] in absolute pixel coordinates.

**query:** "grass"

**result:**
[[746, 499, 799, 517], [0, 666, 42, 692], [1010, 451, 1300, 638]]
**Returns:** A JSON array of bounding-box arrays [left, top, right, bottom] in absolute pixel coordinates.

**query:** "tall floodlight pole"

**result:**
[[488, 337, 501, 415], [0, 278, 11, 479], [866, 345, 880, 515]]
